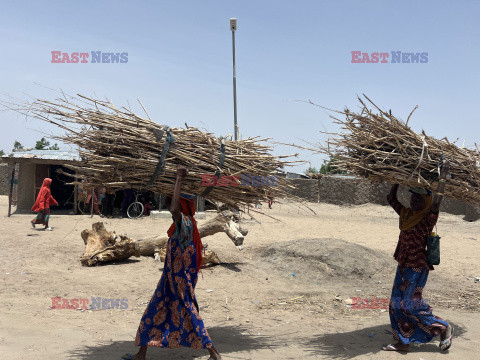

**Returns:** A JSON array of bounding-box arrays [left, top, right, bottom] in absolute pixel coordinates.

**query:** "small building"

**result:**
[[285, 171, 310, 179], [1, 150, 205, 217], [1, 150, 80, 215]]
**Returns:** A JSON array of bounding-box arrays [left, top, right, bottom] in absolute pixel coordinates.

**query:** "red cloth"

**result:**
[[167, 198, 203, 272], [86, 188, 101, 214], [32, 178, 58, 212], [387, 193, 438, 270]]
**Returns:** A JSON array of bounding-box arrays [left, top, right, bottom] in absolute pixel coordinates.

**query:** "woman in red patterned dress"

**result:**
[[383, 161, 454, 352]]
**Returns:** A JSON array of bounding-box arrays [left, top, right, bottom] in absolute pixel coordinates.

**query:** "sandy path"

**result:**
[[0, 196, 479, 359]]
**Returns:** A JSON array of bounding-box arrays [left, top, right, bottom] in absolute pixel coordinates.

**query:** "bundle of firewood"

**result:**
[[12, 94, 305, 209], [314, 96, 480, 205]]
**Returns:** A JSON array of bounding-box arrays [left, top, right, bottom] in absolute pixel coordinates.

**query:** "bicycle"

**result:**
[[127, 191, 144, 219]]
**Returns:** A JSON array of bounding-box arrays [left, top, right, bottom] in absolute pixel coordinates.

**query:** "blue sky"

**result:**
[[1, 0, 479, 171]]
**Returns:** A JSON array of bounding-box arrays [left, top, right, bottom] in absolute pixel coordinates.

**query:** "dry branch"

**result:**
[[312, 95, 480, 204], [7, 93, 308, 210]]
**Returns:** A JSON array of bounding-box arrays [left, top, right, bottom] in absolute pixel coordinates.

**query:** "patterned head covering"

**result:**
[[399, 188, 433, 231]]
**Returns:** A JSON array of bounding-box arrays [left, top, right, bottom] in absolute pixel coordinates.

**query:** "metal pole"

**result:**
[[7, 163, 15, 217], [90, 187, 94, 218], [73, 173, 78, 215], [232, 29, 238, 140]]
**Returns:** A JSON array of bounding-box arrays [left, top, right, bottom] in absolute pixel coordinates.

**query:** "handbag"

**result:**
[[426, 228, 441, 266]]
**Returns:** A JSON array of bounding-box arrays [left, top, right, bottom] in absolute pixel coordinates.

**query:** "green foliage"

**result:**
[[305, 166, 319, 174], [35, 137, 50, 150], [35, 137, 59, 150], [12, 140, 24, 152], [0, 149, 4, 156], [319, 160, 332, 174], [319, 155, 347, 175], [10, 139, 59, 153]]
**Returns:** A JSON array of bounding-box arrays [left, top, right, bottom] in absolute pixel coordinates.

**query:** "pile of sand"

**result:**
[[261, 238, 395, 280]]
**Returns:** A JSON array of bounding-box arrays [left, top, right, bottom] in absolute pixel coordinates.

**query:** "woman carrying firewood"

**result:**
[[122, 165, 221, 360], [383, 161, 453, 352]]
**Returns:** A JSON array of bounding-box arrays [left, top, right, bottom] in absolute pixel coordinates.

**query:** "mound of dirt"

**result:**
[[261, 238, 396, 281]]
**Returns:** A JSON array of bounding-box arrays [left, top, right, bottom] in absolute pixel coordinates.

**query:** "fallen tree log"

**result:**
[[80, 211, 248, 266]]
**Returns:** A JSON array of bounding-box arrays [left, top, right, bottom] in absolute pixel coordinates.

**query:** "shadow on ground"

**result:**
[[67, 325, 276, 359], [217, 262, 244, 272], [303, 322, 465, 359], [107, 259, 142, 266]]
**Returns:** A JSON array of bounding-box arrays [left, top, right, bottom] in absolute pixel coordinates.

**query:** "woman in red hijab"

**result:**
[[123, 165, 222, 360], [31, 178, 58, 231]]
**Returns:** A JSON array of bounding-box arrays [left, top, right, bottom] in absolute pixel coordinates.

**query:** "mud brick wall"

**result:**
[[288, 179, 319, 202], [289, 176, 480, 221], [0, 164, 11, 196]]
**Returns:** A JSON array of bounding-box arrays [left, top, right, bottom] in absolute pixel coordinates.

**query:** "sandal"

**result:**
[[121, 354, 134, 360], [382, 343, 409, 352], [440, 325, 454, 351]]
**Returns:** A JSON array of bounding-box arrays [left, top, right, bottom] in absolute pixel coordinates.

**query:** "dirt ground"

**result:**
[[1, 195, 479, 360]]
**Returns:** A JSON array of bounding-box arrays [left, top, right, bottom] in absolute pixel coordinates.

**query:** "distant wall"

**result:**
[[0, 164, 12, 196], [289, 177, 480, 221], [17, 163, 35, 212], [288, 178, 319, 202]]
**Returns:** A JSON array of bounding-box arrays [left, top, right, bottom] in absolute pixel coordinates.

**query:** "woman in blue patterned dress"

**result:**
[[383, 161, 453, 352], [123, 165, 222, 360]]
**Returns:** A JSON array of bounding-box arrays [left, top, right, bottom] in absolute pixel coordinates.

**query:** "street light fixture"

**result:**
[[230, 18, 239, 141]]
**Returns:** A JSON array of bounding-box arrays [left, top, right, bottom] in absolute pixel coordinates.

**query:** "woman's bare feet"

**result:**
[[135, 346, 147, 360], [208, 346, 222, 359], [382, 342, 410, 352]]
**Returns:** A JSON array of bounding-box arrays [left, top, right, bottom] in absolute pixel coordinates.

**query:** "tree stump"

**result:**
[[81, 211, 248, 266]]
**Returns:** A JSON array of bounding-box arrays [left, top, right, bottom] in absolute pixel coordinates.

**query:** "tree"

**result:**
[[35, 137, 50, 150], [35, 137, 60, 150], [12, 140, 24, 152], [319, 160, 332, 174], [319, 155, 347, 175], [305, 167, 319, 174], [0, 149, 4, 156]]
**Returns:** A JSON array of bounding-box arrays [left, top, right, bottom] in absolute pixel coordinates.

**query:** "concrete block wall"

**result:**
[[289, 177, 480, 221]]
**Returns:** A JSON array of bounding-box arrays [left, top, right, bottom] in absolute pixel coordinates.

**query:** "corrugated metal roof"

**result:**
[[286, 172, 310, 179], [1, 150, 80, 161]]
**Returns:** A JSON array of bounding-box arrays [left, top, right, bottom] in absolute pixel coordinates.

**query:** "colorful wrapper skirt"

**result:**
[[32, 209, 50, 226], [389, 265, 448, 344], [135, 215, 212, 349]]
